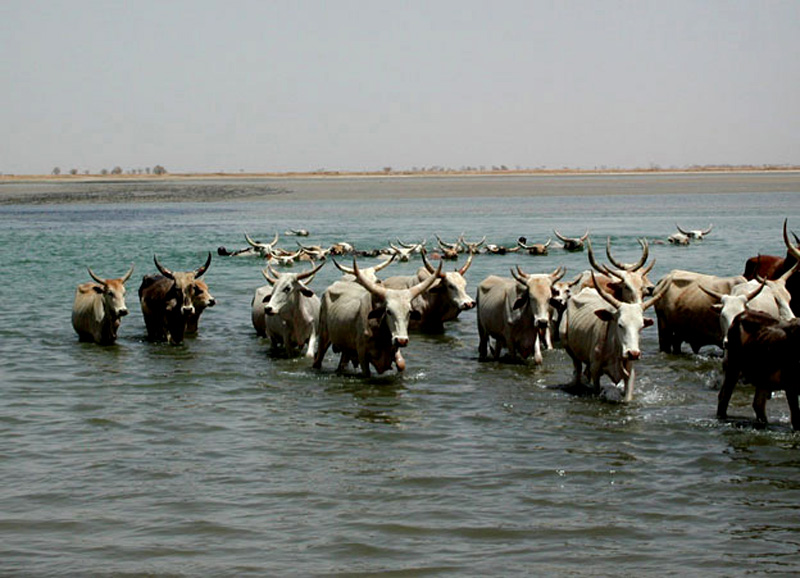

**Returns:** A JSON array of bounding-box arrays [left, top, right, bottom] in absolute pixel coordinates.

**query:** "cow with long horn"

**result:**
[[383, 248, 476, 331], [72, 264, 135, 345], [138, 253, 212, 344], [244, 232, 280, 257], [676, 223, 713, 240], [477, 265, 566, 364], [560, 272, 665, 402], [743, 218, 800, 315], [554, 229, 589, 251], [252, 260, 325, 357], [517, 237, 551, 255], [579, 237, 656, 302], [314, 257, 441, 376]]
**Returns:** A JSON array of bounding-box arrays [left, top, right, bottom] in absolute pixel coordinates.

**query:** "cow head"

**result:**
[[88, 264, 134, 321], [554, 229, 589, 251], [352, 256, 441, 347], [511, 265, 566, 333], [588, 237, 656, 302], [420, 249, 476, 311], [154, 252, 212, 318], [261, 261, 324, 317], [701, 279, 770, 347]]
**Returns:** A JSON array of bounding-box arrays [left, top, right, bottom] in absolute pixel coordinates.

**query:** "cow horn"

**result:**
[[701, 223, 714, 236], [746, 277, 768, 302], [543, 238, 552, 248], [261, 268, 278, 285], [458, 249, 474, 276], [244, 232, 262, 248], [642, 279, 669, 311], [517, 238, 532, 249], [553, 229, 570, 243], [266, 263, 282, 280], [296, 259, 325, 281], [777, 258, 800, 283], [605, 237, 649, 271], [579, 230, 589, 242], [87, 267, 106, 285], [266, 232, 280, 247], [409, 260, 442, 300], [783, 218, 800, 261], [120, 263, 135, 284], [353, 257, 388, 299], [153, 254, 174, 279], [372, 253, 396, 273], [331, 258, 352, 275], [586, 238, 612, 276], [550, 265, 566, 282], [396, 238, 415, 249], [511, 267, 527, 284], [464, 235, 486, 249], [698, 284, 725, 302], [420, 247, 436, 274], [195, 252, 212, 278], [676, 223, 690, 236], [641, 258, 657, 277], [436, 234, 454, 250], [591, 271, 622, 309]]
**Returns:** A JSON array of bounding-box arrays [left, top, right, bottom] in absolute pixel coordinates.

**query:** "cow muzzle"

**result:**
[[117, 308, 129, 317], [393, 336, 409, 348], [461, 300, 476, 310], [182, 306, 196, 316], [265, 306, 276, 316], [623, 350, 641, 361]]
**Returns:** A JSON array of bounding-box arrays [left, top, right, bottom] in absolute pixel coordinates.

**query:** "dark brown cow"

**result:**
[[718, 310, 800, 430], [139, 253, 212, 344], [744, 219, 800, 315]]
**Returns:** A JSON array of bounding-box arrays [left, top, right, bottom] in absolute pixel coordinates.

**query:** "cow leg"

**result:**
[[752, 388, 770, 426], [657, 317, 671, 353], [533, 334, 543, 365], [717, 362, 739, 420], [786, 389, 800, 431], [312, 333, 329, 370], [565, 348, 582, 387], [478, 323, 489, 361]]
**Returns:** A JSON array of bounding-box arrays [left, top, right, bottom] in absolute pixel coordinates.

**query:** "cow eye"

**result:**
[[283, 286, 291, 293]]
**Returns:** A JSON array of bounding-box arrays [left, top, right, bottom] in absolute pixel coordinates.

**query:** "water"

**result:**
[[1, 174, 799, 576]]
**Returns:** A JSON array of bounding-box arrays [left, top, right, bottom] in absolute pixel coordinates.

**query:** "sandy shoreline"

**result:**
[[1, 169, 799, 205]]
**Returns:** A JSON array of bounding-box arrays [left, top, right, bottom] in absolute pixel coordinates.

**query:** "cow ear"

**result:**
[[643, 317, 654, 328], [300, 287, 314, 298], [368, 307, 386, 320], [92, 285, 105, 294], [513, 294, 529, 310], [410, 310, 422, 321], [165, 298, 178, 311], [594, 309, 615, 322], [711, 303, 723, 312]]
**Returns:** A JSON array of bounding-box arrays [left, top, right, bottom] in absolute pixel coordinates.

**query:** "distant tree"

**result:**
[[153, 165, 167, 175], [383, 166, 392, 173], [111, 166, 123, 175], [100, 168, 109, 175], [146, 167, 151, 174], [70, 168, 78, 175], [52, 167, 61, 175]]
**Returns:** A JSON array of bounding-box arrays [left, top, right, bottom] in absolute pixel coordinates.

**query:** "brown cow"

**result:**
[[744, 219, 800, 315], [718, 310, 800, 430], [72, 265, 134, 345], [139, 253, 212, 344]]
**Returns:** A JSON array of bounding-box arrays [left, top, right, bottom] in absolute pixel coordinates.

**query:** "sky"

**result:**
[[2, 0, 799, 174]]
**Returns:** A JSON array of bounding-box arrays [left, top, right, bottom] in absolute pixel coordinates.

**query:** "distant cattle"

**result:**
[[676, 223, 713, 240], [718, 310, 800, 430], [554, 229, 589, 251], [72, 264, 134, 345], [139, 253, 212, 344], [580, 237, 656, 303]]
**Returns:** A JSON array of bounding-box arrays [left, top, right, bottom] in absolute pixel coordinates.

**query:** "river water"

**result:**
[[1, 173, 799, 576]]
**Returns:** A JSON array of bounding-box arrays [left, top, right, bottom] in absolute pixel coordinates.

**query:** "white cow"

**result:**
[[72, 264, 134, 345], [314, 258, 441, 376], [477, 266, 566, 364], [560, 274, 664, 402], [252, 261, 324, 357], [382, 249, 476, 331]]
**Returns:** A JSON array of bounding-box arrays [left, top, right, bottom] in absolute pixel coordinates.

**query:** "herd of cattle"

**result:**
[[72, 220, 800, 430]]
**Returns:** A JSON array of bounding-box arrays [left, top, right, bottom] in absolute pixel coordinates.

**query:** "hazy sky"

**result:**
[[2, 1, 798, 174]]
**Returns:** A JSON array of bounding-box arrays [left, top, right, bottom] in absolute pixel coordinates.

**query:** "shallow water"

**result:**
[[1, 174, 799, 576]]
